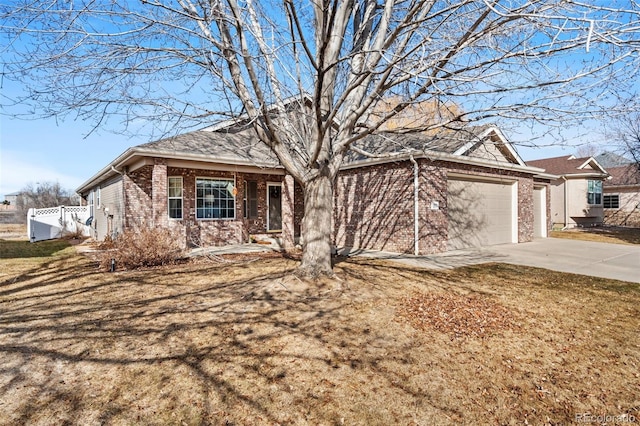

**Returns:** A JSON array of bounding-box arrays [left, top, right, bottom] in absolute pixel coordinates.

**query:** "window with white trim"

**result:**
[[196, 178, 235, 219], [168, 177, 183, 219], [587, 180, 602, 205], [603, 194, 620, 209]]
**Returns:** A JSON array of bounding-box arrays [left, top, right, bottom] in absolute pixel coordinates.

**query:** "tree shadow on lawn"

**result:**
[[0, 255, 638, 425], [0, 256, 460, 425]]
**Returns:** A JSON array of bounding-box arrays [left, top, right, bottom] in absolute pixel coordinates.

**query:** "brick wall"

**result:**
[[121, 156, 536, 253], [334, 158, 536, 255], [123, 165, 153, 231], [123, 160, 291, 248], [334, 161, 415, 254]]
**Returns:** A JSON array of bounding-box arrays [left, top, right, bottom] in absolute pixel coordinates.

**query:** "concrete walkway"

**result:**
[[346, 238, 640, 283]]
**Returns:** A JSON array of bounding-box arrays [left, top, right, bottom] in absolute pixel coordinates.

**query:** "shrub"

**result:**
[[98, 228, 184, 271]]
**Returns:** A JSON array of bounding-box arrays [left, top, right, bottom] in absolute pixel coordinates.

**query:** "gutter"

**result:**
[[409, 155, 419, 256]]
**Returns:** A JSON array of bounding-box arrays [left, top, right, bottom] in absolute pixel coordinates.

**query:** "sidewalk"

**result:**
[[341, 238, 640, 283]]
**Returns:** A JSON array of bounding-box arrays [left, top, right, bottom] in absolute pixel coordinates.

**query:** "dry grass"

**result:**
[[0, 240, 639, 425], [0, 223, 26, 241], [551, 226, 640, 245]]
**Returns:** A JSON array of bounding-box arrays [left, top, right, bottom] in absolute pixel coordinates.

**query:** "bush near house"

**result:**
[[97, 228, 184, 271]]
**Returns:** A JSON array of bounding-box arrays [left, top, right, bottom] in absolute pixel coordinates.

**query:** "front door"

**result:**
[[267, 183, 282, 231]]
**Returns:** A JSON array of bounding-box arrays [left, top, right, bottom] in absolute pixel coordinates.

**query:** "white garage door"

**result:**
[[447, 177, 516, 250], [533, 186, 547, 238]]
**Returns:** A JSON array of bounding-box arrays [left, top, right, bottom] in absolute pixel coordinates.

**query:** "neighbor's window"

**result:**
[[587, 180, 602, 205], [196, 178, 235, 219], [168, 177, 183, 219], [603, 194, 620, 209], [244, 181, 258, 219]]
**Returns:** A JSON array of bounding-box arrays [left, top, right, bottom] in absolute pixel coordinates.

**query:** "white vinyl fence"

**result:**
[[27, 206, 92, 243]]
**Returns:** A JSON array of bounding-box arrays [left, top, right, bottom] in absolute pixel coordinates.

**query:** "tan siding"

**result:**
[[95, 176, 124, 240], [467, 142, 510, 162]]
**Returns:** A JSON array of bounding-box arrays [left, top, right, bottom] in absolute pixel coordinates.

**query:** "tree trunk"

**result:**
[[299, 173, 334, 277]]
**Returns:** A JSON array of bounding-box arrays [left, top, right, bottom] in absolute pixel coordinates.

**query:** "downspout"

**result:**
[[409, 155, 419, 255], [561, 176, 569, 230]]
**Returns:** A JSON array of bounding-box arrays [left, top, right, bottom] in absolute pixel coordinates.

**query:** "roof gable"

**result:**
[[453, 127, 525, 166], [527, 155, 608, 176]]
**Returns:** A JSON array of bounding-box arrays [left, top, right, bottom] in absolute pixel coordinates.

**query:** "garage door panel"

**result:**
[[448, 179, 514, 250]]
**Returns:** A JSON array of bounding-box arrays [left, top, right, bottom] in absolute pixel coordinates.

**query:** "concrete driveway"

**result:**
[[348, 238, 640, 283]]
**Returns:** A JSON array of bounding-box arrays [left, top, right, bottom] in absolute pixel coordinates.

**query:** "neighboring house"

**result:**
[[76, 122, 547, 255], [602, 164, 640, 227], [527, 155, 609, 228], [594, 151, 634, 168], [1, 192, 20, 211]]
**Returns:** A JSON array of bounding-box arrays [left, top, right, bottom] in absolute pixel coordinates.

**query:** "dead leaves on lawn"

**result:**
[[397, 291, 518, 339]]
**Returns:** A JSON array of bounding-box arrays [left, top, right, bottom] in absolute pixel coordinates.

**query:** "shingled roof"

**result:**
[[526, 155, 606, 176], [604, 164, 640, 186], [136, 128, 279, 166], [348, 125, 503, 161]]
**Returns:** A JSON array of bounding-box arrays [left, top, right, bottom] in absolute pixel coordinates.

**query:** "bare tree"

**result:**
[[2, 1, 640, 275], [14, 182, 77, 223], [609, 112, 640, 167], [575, 143, 599, 159]]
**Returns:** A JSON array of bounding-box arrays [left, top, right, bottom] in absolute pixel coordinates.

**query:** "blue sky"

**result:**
[[1, 1, 632, 201]]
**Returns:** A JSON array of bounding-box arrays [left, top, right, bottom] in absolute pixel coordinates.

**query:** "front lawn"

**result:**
[[0, 241, 638, 425], [551, 226, 640, 245]]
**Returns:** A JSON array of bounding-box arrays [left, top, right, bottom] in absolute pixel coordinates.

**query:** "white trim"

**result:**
[[195, 176, 236, 220], [452, 126, 526, 167], [168, 176, 183, 220], [511, 181, 518, 243], [577, 157, 608, 174], [533, 185, 547, 238], [266, 182, 283, 232]]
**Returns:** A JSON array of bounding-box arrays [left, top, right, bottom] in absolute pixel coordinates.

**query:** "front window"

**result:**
[[168, 177, 183, 219], [244, 181, 258, 219], [603, 194, 620, 209], [196, 178, 235, 219], [587, 180, 602, 205]]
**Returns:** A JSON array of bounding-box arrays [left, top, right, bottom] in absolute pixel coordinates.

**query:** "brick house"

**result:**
[[76, 124, 548, 255]]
